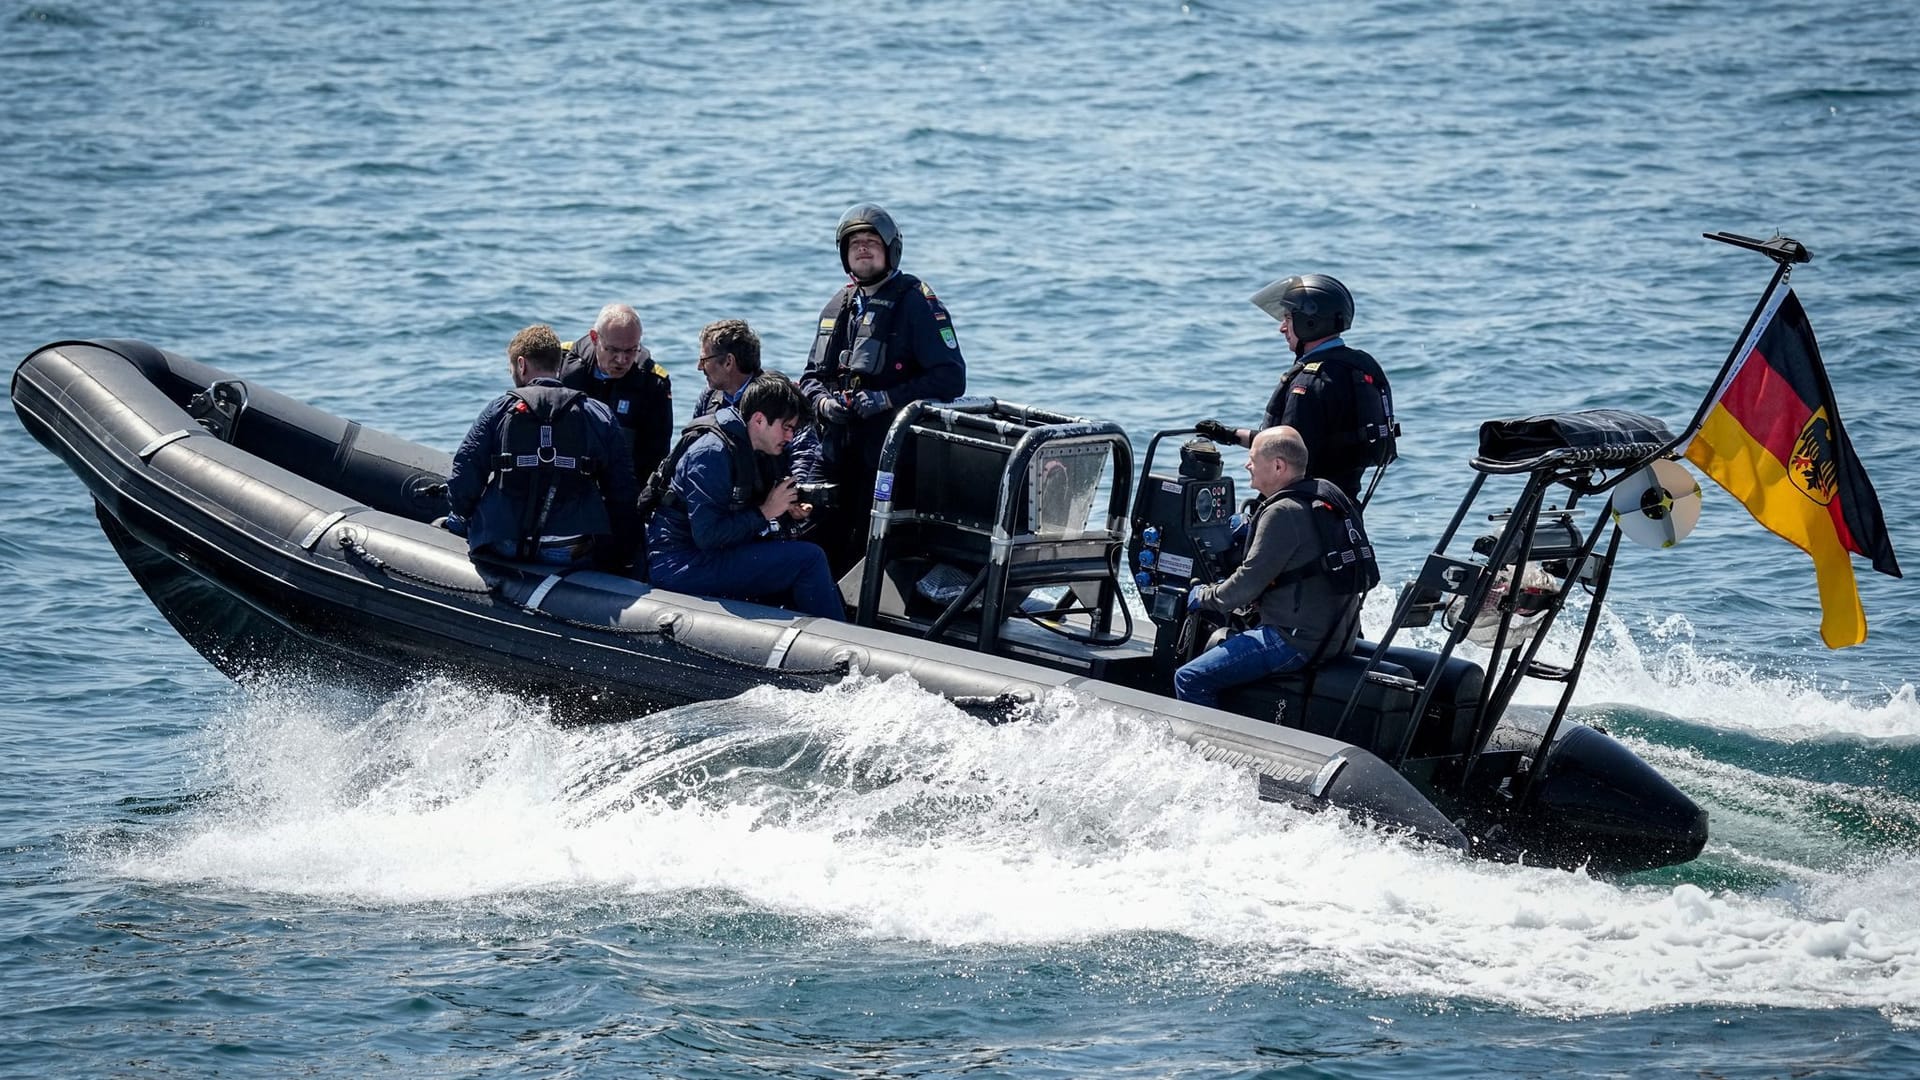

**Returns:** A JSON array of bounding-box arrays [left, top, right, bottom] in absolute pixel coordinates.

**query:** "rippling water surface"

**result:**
[[5, 1, 1920, 1075]]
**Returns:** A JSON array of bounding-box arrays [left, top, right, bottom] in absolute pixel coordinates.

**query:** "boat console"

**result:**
[[833, 395, 1706, 870], [848, 398, 1155, 681]]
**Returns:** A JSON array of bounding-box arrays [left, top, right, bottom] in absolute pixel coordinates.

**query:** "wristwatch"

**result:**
[[762, 516, 782, 537]]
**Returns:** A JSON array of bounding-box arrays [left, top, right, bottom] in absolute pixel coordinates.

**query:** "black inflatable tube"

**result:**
[[14, 339, 1471, 854]]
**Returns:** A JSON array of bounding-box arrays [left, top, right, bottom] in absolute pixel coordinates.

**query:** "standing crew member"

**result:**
[[447, 324, 638, 569], [1196, 274, 1396, 504], [1175, 427, 1375, 707], [561, 302, 674, 485], [796, 203, 966, 573]]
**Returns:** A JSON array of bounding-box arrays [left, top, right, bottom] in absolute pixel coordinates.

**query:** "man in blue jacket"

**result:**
[[646, 373, 843, 620], [447, 324, 638, 569]]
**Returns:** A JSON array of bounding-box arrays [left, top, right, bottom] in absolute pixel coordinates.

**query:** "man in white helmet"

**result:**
[[1196, 274, 1397, 504]]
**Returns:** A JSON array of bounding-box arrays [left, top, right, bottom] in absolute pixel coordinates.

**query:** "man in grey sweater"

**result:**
[[1174, 426, 1372, 707]]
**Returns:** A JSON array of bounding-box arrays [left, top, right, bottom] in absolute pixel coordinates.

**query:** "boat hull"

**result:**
[[14, 339, 1476, 854]]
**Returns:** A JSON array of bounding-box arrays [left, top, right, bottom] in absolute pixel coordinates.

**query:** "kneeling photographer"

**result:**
[[640, 373, 844, 620]]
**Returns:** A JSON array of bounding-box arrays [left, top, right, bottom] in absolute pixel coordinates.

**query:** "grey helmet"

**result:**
[[837, 203, 902, 281], [1251, 274, 1354, 348]]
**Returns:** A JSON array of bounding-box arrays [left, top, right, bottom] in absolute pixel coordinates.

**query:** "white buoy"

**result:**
[[1610, 459, 1704, 548]]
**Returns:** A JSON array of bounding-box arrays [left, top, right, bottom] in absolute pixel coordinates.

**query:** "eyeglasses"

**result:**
[[698, 353, 730, 364]]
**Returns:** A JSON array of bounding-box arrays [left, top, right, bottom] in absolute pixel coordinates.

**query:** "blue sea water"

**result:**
[[5, 0, 1920, 1075]]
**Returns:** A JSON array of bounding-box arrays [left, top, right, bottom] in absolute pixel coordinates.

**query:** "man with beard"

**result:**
[[795, 203, 966, 574], [448, 324, 637, 569]]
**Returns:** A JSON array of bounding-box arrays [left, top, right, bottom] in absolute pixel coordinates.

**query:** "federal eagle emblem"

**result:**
[[1788, 408, 1839, 506]]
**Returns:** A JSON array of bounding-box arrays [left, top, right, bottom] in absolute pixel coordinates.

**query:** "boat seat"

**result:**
[[1356, 642, 1485, 760], [1218, 653, 1420, 761]]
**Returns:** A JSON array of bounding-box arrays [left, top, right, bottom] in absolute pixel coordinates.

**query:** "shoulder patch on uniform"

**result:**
[[940, 327, 958, 350], [818, 317, 836, 333], [649, 361, 669, 379], [1291, 385, 1310, 395], [1302, 362, 1322, 373], [560, 340, 576, 353], [919, 281, 938, 301]]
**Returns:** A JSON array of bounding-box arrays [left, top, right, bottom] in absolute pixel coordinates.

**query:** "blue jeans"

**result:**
[[1174, 625, 1308, 707], [649, 540, 845, 621]]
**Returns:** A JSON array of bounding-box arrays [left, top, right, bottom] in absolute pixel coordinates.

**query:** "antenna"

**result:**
[[1702, 232, 1811, 264]]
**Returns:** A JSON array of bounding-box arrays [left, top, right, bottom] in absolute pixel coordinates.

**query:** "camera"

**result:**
[[792, 481, 839, 508]]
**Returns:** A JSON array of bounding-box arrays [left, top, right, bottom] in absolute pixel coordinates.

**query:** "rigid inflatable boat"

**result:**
[[12, 339, 1709, 872]]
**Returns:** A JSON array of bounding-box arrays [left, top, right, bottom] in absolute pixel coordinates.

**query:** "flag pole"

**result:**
[[1666, 233, 1813, 450]]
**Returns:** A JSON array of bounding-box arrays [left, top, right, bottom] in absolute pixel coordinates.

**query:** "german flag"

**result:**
[[1684, 288, 1900, 647]]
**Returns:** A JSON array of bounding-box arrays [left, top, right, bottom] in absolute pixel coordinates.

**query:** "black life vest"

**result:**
[[636, 414, 764, 524], [1274, 346, 1399, 472], [491, 384, 598, 556], [821, 273, 915, 392], [1258, 479, 1380, 596], [494, 385, 597, 483], [1342, 350, 1398, 469], [562, 340, 670, 450]]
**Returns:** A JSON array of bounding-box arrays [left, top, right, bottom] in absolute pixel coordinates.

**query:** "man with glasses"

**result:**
[[562, 302, 674, 484], [645, 373, 843, 620], [691, 318, 762, 419]]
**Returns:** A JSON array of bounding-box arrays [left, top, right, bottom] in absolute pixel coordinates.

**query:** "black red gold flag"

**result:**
[[1683, 288, 1900, 647]]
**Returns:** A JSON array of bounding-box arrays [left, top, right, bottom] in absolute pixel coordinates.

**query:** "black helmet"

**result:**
[[837, 203, 903, 280], [1250, 274, 1354, 345]]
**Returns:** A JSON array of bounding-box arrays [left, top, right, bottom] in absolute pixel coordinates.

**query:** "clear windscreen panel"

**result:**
[[1026, 440, 1111, 538]]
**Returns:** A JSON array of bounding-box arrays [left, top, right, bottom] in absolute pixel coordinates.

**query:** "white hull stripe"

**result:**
[[526, 573, 565, 610]]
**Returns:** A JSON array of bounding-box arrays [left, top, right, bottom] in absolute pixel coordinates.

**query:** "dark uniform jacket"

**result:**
[[692, 384, 741, 420], [447, 377, 638, 556], [645, 408, 773, 557], [561, 333, 674, 485], [1261, 338, 1392, 501], [799, 270, 966, 471], [690, 384, 793, 495], [1193, 477, 1364, 662]]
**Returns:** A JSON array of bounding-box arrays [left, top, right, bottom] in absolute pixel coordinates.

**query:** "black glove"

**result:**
[[815, 393, 852, 426], [848, 389, 892, 419], [1195, 419, 1237, 445]]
